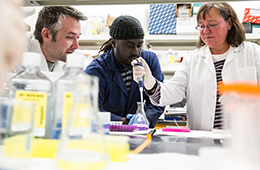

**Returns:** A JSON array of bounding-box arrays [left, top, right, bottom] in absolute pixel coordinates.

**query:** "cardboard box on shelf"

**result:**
[[106, 14, 116, 27], [149, 4, 177, 34], [176, 4, 192, 17]]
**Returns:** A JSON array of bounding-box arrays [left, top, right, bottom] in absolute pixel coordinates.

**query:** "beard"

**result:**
[[124, 55, 140, 70], [115, 47, 140, 70], [123, 63, 133, 70]]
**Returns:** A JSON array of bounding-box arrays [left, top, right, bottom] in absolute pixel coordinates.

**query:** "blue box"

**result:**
[[149, 4, 177, 34]]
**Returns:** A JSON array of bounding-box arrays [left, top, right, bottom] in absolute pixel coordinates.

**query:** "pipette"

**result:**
[[133, 58, 144, 110]]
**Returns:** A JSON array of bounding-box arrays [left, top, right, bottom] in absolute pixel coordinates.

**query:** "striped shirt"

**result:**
[[145, 80, 161, 104], [121, 69, 133, 92], [113, 56, 133, 92], [213, 59, 225, 129]]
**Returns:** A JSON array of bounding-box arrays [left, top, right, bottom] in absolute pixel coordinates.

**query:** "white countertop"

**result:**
[[24, 152, 200, 170]]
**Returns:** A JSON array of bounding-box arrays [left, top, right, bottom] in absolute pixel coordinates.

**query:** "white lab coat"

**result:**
[[152, 41, 260, 130], [26, 38, 66, 73]]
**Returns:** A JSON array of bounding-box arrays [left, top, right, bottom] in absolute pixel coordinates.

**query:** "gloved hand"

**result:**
[[127, 114, 150, 126], [126, 114, 135, 125], [131, 58, 156, 90]]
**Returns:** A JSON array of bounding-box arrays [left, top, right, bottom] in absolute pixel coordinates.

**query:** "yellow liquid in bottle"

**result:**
[[3, 135, 31, 158], [57, 148, 107, 170]]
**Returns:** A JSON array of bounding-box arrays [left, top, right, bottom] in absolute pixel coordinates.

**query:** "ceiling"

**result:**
[[24, 0, 255, 6]]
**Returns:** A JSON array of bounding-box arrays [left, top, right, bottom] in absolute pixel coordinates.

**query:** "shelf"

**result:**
[[146, 33, 260, 43], [78, 34, 199, 49], [79, 35, 109, 42], [78, 33, 260, 50], [161, 64, 181, 74], [245, 33, 260, 43], [145, 34, 199, 50], [24, 0, 259, 6], [146, 34, 199, 43], [146, 33, 260, 50], [78, 35, 110, 49]]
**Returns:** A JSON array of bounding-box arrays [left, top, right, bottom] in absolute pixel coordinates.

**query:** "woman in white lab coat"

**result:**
[[132, 2, 260, 131]]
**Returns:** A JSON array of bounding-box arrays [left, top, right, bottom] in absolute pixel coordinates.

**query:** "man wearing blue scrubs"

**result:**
[[85, 15, 164, 128]]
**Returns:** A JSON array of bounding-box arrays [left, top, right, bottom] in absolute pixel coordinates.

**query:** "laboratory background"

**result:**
[[23, 1, 260, 79], [0, 0, 260, 170]]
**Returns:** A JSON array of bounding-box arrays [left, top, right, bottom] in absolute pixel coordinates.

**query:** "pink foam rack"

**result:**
[[162, 127, 190, 133]]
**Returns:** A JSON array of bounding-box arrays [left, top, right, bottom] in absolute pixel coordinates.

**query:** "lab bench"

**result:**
[[17, 129, 225, 170]]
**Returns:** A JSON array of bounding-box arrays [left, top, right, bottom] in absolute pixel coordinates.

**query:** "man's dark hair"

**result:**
[[34, 6, 87, 44]]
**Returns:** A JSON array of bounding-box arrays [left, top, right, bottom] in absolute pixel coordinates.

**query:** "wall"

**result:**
[[23, 2, 260, 35], [229, 1, 260, 22], [76, 1, 260, 33], [21, 1, 260, 78]]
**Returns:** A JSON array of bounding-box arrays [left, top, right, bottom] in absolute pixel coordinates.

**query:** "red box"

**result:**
[[243, 8, 260, 24]]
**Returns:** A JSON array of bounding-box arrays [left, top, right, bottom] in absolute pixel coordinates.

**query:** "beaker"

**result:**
[[0, 99, 35, 169], [219, 82, 260, 168], [132, 102, 149, 131], [55, 74, 108, 170]]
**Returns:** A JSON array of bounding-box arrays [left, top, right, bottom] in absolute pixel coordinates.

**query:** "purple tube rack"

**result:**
[[109, 124, 137, 132]]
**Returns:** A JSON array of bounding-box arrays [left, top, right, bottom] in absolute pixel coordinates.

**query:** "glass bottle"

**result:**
[[132, 102, 149, 131], [56, 74, 108, 170], [9, 52, 53, 138], [53, 53, 85, 139], [0, 99, 35, 169]]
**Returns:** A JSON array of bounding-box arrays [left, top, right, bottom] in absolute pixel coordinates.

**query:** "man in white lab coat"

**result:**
[[25, 6, 87, 72], [132, 2, 260, 131]]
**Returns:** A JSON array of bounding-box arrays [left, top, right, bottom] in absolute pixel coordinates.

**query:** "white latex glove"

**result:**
[[131, 58, 156, 90]]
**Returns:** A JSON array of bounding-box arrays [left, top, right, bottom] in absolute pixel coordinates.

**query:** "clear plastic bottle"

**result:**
[[9, 52, 53, 138], [0, 99, 35, 170], [53, 53, 85, 138], [56, 73, 109, 170]]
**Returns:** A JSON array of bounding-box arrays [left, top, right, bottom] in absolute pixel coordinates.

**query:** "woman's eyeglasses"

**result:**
[[195, 20, 225, 31]]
